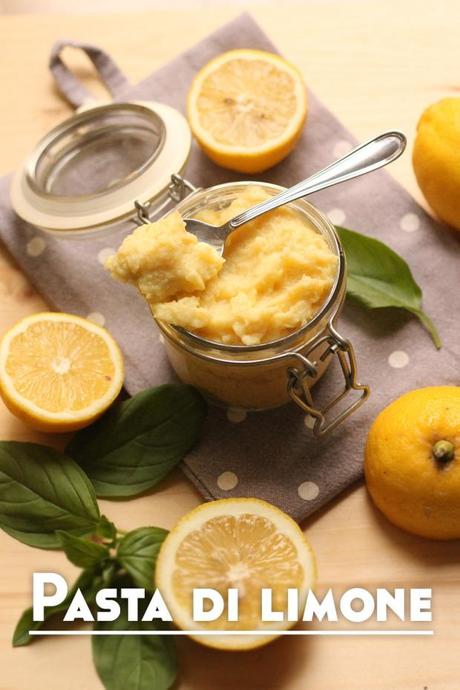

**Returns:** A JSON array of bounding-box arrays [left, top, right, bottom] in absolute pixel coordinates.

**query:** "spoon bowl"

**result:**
[[183, 130, 406, 256]]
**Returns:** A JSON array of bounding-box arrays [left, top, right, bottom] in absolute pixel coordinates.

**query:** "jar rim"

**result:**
[[156, 180, 346, 356], [25, 103, 167, 202], [10, 101, 191, 234]]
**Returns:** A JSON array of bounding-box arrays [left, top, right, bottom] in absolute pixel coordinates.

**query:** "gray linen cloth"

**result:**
[[0, 14, 458, 522]]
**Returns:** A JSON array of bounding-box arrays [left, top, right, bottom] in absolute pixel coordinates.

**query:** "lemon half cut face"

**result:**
[[0, 312, 124, 432], [156, 498, 317, 650], [187, 49, 308, 174]]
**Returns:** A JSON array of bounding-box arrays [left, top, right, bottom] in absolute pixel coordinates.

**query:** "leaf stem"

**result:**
[[412, 309, 442, 350]]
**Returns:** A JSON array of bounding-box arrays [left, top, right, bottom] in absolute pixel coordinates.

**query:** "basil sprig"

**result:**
[[0, 385, 205, 551], [337, 226, 441, 349], [0, 384, 205, 690], [11, 524, 173, 688]]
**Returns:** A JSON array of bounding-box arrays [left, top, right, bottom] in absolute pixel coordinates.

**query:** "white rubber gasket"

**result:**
[[10, 100, 191, 233]]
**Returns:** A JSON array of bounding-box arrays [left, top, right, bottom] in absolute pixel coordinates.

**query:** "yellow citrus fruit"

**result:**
[[0, 312, 124, 433], [187, 49, 307, 174], [156, 498, 316, 650], [365, 386, 460, 540], [413, 98, 460, 230]]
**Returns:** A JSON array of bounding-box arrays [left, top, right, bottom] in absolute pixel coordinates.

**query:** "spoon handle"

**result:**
[[228, 130, 406, 230]]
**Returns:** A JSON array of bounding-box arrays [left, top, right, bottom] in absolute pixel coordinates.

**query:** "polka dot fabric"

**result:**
[[217, 471, 239, 491], [298, 481, 320, 501], [226, 408, 247, 423], [87, 312, 106, 327], [97, 247, 115, 265], [26, 236, 46, 257], [327, 208, 346, 226], [400, 213, 421, 233], [388, 351, 410, 369], [0, 15, 458, 523]]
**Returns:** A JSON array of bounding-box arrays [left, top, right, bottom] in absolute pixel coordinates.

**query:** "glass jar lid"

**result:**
[[10, 101, 191, 234]]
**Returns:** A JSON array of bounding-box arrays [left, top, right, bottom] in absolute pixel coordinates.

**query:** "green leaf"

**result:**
[[13, 568, 101, 646], [93, 597, 177, 690], [337, 226, 442, 349], [101, 560, 117, 587], [57, 531, 109, 569], [67, 384, 207, 498], [96, 516, 117, 543], [118, 527, 168, 590], [0, 442, 100, 549]]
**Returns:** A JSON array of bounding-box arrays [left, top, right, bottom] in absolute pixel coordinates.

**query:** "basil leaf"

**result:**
[[101, 560, 117, 587], [96, 515, 117, 543], [57, 531, 110, 569], [13, 568, 101, 646], [337, 226, 441, 349], [0, 442, 100, 549], [93, 598, 177, 690], [118, 527, 168, 590], [68, 384, 207, 498]]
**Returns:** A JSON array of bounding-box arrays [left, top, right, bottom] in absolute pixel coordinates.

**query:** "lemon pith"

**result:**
[[187, 49, 308, 174], [156, 498, 316, 651], [0, 312, 124, 432], [365, 386, 460, 540]]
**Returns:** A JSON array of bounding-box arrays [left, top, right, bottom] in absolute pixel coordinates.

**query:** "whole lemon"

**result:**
[[413, 98, 460, 230], [365, 386, 460, 540]]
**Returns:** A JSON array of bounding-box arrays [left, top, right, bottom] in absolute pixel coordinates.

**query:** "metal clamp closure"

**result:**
[[134, 199, 152, 225], [287, 321, 370, 437], [134, 175, 197, 226], [167, 174, 197, 202]]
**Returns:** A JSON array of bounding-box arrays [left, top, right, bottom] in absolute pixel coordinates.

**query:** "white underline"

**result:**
[[29, 629, 434, 637]]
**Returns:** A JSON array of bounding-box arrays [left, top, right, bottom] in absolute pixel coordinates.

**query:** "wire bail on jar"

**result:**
[[134, 174, 198, 226], [136, 177, 370, 436], [287, 321, 370, 437]]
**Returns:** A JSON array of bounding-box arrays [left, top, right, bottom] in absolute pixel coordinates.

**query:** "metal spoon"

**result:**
[[184, 130, 406, 254]]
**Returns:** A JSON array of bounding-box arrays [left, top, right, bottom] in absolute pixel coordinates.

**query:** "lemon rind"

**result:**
[[0, 312, 124, 424], [156, 497, 317, 651], [187, 49, 308, 157]]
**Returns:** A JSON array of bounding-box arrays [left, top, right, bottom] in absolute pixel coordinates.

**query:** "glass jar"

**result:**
[[153, 181, 370, 437], [10, 100, 369, 437]]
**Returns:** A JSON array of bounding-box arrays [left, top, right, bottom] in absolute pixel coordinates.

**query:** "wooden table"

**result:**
[[1, 3, 459, 689]]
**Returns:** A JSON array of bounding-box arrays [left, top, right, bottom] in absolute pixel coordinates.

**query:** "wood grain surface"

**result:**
[[1, 3, 460, 689]]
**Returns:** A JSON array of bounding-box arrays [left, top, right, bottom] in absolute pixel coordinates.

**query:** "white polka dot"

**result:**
[[298, 481, 320, 501], [226, 407, 247, 423], [327, 208, 346, 226], [400, 213, 420, 233], [304, 415, 316, 430], [217, 471, 239, 491], [87, 312, 106, 327], [97, 247, 115, 265], [388, 350, 409, 368], [26, 236, 46, 257], [158, 333, 165, 344], [333, 139, 353, 158]]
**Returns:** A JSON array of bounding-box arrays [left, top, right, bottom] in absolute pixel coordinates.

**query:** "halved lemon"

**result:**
[[0, 312, 124, 432], [187, 49, 308, 173], [156, 498, 316, 650]]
